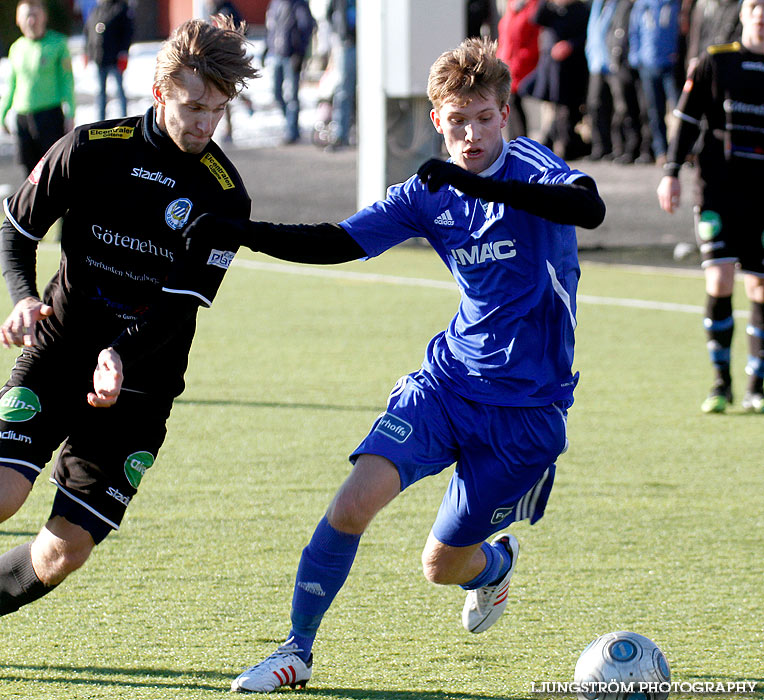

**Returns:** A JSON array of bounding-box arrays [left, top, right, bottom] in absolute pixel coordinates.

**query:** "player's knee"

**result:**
[[34, 541, 92, 586], [326, 491, 373, 534], [421, 550, 453, 585], [32, 526, 94, 586]]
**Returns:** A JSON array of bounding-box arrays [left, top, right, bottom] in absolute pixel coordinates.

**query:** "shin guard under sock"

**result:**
[[287, 516, 361, 660]]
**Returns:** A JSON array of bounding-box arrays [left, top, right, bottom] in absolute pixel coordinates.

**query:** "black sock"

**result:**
[[0, 542, 57, 616], [704, 295, 733, 385]]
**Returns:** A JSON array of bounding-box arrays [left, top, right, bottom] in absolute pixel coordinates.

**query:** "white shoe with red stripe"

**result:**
[[461, 533, 519, 634], [231, 641, 312, 693]]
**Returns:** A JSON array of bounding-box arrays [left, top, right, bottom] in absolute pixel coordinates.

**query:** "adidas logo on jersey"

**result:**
[[434, 209, 455, 226]]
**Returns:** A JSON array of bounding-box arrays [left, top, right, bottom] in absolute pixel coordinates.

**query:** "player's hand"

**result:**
[[657, 175, 681, 214], [0, 297, 53, 349], [87, 347, 123, 408], [417, 158, 478, 194], [117, 52, 128, 73]]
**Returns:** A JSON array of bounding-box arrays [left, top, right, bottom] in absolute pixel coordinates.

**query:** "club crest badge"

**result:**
[[165, 198, 193, 230]]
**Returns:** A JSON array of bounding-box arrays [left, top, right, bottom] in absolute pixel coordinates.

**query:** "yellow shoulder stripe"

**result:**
[[707, 42, 742, 55], [201, 153, 236, 191]]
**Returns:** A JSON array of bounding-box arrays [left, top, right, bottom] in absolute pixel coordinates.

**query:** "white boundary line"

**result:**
[[232, 258, 748, 319]]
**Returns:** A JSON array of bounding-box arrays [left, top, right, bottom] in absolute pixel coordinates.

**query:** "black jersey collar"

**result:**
[[144, 106, 176, 152]]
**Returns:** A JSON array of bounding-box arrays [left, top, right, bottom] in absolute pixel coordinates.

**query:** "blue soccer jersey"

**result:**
[[340, 138, 587, 407]]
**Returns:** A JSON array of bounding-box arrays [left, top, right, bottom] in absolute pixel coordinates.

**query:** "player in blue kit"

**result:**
[[190, 36, 605, 692]]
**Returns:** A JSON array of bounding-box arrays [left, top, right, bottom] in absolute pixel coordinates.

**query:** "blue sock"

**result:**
[[459, 540, 511, 591], [287, 516, 361, 661]]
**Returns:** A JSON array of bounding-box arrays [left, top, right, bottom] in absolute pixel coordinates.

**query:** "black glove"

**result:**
[[417, 158, 484, 196]]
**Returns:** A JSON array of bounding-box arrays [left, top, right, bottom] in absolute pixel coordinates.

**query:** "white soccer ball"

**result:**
[[574, 631, 671, 700], [672, 241, 696, 261]]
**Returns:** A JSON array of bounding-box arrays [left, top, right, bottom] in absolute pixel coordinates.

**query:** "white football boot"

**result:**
[[231, 640, 312, 693], [462, 533, 519, 634]]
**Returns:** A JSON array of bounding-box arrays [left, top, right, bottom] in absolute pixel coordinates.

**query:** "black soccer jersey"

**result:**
[[668, 43, 764, 181], [2, 107, 251, 396]]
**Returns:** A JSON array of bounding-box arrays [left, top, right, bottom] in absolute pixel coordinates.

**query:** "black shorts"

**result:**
[[15, 106, 66, 175], [695, 173, 764, 275], [0, 345, 172, 543]]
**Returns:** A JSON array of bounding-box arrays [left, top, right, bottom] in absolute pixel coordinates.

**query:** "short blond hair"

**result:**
[[154, 15, 259, 101], [427, 37, 510, 111]]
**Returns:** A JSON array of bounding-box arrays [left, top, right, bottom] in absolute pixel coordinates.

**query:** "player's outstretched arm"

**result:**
[[0, 297, 53, 348], [182, 213, 367, 264], [87, 347, 123, 408], [417, 158, 606, 229]]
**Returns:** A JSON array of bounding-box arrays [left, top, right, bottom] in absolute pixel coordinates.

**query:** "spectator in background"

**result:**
[[467, 0, 499, 37], [208, 0, 244, 23], [585, 0, 616, 160], [85, 0, 133, 120], [605, 0, 653, 162], [628, 0, 681, 165], [684, 0, 741, 71], [497, 0, 541, 140], [207, 0, 255, 142], [325, 0, 356, 149], [265, 0, 316, 144], [529, 0, 591, 160], [75, 0, 98, 24], [0, 0, 75, 176]]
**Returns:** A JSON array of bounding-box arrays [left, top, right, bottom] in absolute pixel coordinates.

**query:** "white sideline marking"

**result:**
[[233, 258, 749, 318], [233, 258, 457, 290]]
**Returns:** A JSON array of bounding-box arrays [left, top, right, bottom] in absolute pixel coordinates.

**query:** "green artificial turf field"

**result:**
[[0, 243, 761, 699]]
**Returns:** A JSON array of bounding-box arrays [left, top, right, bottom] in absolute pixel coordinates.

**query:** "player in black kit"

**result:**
[[658, 0, 764, 414], [0, 16, 257, 616]]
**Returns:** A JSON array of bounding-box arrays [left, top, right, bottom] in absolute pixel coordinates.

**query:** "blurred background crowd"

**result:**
[[0, 0, 743, 169]]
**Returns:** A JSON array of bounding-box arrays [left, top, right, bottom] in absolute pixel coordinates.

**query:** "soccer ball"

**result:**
[[574, 631, 671, 700]]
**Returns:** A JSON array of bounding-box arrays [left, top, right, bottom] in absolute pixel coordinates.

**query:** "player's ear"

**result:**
[[499, 102, 510, 130], [152, 84, 165, 105], [431, 108, 443, 134]]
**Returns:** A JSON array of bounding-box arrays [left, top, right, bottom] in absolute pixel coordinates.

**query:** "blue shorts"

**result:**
[[350, 369, 569, 547]]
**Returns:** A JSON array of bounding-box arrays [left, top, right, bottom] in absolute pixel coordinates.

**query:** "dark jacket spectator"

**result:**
[[685, 0, 741, 70], [85, 0, 133, 120], [530, 0, 590, 108], [207, 0, 244, 24], [85, 0, 132, 68], [527, 0, 591, 159], [265, 0, 316, 143], [266, 0, 315, 59], [604, 0, 653, 162]]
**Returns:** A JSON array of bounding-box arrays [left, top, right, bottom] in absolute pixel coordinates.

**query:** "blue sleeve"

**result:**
[[339, 177, 426, 259]]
